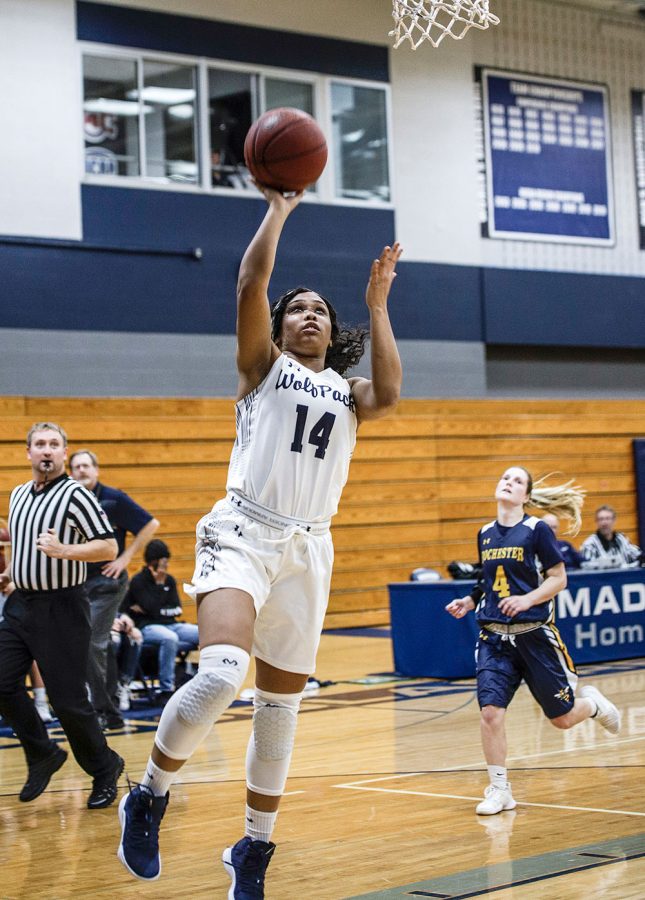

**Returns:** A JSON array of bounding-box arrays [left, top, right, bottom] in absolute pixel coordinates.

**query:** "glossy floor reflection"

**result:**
[[1, 633, 644, 899]]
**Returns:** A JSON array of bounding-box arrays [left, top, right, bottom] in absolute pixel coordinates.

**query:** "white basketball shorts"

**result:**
[[184, 494, 334, 675]]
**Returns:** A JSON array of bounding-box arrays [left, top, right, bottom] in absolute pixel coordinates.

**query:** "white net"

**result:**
[[390, 0, 500, 49]]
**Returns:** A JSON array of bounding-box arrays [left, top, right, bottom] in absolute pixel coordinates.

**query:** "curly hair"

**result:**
[[516, 466, 586, 536], [270, 287, 368, 377]]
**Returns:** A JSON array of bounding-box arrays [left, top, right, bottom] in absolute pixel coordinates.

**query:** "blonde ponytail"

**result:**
[[526, 473, 585, 536]]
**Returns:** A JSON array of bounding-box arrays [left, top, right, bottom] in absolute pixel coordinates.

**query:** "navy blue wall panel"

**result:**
[[390, 261, 482, 341], [483, 267, 645, 348], [1, 187, 398, 336], [76, 2, 389, 81], [635, 439, 645, 552], [3, 189, 644, 345]]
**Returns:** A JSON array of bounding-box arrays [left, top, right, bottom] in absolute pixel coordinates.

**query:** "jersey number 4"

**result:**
[[291, 404, 336, 460], [492, 565, 511, 599]]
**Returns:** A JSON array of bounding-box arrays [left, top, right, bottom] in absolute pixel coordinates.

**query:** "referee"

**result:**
[[0, 422, 124, 807]]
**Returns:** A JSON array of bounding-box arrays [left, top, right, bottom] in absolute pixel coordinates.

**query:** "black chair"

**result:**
[[134, 645, 193, 705]]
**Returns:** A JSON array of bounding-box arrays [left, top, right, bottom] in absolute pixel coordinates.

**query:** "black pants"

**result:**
[[0, 586, 114, 777]]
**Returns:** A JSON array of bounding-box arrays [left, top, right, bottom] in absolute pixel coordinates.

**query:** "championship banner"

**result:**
[[631, 90, 645, 250], [478, 68, 614, 245]]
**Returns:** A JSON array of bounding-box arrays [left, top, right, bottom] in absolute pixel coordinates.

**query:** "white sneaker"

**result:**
[[476, 783, 517, 816], [579, 684, 621, 734], [117, 684, 131, 712], [35, 698, 53, 723]]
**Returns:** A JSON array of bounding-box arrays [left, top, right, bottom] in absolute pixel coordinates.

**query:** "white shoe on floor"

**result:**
[[117, 684, 131, 712], [579, 684, 621, 734], [476, 783, 517, 816], [35, 699, 53, 723]]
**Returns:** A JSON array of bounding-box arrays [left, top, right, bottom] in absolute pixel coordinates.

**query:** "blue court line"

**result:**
[[345, 833, 645, 899]]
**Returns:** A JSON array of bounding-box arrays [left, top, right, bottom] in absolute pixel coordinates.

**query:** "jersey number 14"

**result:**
[[291, 404, 336, 460]]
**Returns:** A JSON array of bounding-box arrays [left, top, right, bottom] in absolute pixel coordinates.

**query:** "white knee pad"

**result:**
[[246, 688, 303, 797], [155, 644, 249, 760]]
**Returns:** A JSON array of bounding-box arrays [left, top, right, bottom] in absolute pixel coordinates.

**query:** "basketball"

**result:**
[[244, 107, 328, 192]]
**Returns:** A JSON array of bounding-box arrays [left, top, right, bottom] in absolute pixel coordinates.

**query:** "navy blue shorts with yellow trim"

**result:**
[[476, 623, 578, 719]]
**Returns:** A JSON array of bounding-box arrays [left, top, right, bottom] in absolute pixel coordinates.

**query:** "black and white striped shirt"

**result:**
[[580, 530, 641, 570], [8, 474, 114, 591]]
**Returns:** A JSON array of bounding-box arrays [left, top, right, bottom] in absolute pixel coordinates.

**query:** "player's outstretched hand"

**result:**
[[251, 179, 305, 214], [366, 243, 402, 311], [445, 596, 475, 619]]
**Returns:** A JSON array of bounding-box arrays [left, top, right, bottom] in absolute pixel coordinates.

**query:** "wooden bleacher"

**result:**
[[1, 397, 643, 628]]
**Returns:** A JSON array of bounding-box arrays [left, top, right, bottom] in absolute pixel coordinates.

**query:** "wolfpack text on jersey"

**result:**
[[227, 355, 358, 522]]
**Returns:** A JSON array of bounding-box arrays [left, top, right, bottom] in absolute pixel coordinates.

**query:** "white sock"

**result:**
[[141, 758, 177, 797], [34, 687, 47, 703], [487, 765, 508, 788], [245, 805, 277, 843]]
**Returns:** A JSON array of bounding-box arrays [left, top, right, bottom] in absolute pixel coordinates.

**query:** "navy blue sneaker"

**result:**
[[117, 784, 169, 880], [222, 837, 276, 899]]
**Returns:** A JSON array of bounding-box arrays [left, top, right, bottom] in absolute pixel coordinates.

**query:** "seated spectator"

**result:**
[[107, 613, 143, 713], [542, 513, 583, 570], [120, 540, 198, 704], [581, 505, 642, 570]]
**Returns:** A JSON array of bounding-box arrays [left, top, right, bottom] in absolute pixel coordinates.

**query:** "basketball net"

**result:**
[[390, 0, 500, 49]]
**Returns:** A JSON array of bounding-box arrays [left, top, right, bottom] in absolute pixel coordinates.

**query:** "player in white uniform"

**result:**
[[118, 182, 402, 898]]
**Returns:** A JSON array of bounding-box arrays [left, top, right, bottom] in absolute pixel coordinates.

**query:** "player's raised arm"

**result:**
[[349, 243, 403, 422], [236, 185, 304, 396]]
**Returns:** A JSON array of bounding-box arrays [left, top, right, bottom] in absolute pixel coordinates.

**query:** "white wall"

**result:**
[[391, 0, 645, 274], [0, 0, 83, 239], [100, 0, 645, 276], [2, 0, 644, 268]]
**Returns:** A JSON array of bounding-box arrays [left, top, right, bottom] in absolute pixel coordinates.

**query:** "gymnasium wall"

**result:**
[[1, 0, 644, 397], [1, 396, 642, 628], [0, 0, 83, 239]]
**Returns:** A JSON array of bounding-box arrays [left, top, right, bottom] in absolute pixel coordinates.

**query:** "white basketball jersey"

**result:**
[[227, 354, 358, 522]]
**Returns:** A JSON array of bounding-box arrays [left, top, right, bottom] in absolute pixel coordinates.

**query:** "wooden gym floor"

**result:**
[[1, 629, 644, 899]]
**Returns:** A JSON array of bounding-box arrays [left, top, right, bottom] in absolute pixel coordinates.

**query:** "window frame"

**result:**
[[327, 74, 395, 206], [80, 41, 394, 208]]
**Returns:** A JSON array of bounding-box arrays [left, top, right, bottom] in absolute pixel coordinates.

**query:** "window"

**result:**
[[265, 78, 314, 116], [208, 68, 255, 189], [82, 49, 391, 205], [83, 55, 140, 176], [331, 83, 390, 202], [141, 61, 198, 184], [264, 77, 318, 191]]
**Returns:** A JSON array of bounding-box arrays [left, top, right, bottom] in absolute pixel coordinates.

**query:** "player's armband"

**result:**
[[470, 584, 484, 606]]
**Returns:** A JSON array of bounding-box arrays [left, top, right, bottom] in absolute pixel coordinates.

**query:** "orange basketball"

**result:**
[[244, 107, 328, 192]]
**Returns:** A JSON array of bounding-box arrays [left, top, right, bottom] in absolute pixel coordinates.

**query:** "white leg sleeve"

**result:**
[[155, 644, 249, 761], [245, 688, 303, 797]]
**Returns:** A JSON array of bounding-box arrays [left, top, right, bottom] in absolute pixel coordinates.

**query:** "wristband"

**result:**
[[470, 584, 484, 606]]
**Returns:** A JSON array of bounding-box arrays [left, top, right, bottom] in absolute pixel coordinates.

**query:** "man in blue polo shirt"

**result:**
[[70, 449, 159, 729]]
